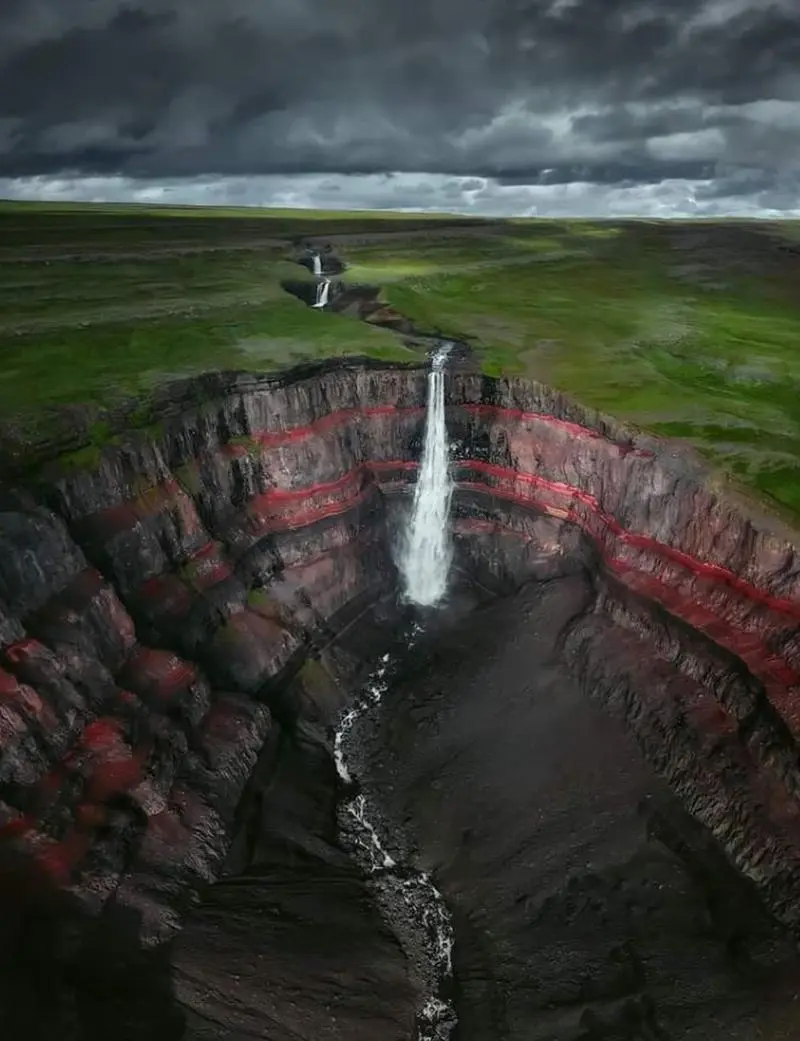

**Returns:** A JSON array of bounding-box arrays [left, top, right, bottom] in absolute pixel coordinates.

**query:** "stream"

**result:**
[[309, 245, 459, 1039]]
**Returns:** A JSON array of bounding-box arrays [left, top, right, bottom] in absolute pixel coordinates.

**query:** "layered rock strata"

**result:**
[[0, 359, 799, 1033]]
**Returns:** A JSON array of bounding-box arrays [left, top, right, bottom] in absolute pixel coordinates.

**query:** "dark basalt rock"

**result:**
[[281, 278, 320, 307], [0, 359, 799, 1039]]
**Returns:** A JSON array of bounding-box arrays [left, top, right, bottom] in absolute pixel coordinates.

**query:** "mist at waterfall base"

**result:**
[[398, 344, 454, 607], [332, 344, 458, 1040]]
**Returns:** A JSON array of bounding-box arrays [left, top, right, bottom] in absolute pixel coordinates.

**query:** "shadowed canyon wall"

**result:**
[[1, 358, 799, 1037]]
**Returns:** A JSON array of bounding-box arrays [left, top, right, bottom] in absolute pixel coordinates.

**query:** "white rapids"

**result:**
[[398, 343, 454, 606], [311, 252, 323, 276], [334, 640, 457, 1041]]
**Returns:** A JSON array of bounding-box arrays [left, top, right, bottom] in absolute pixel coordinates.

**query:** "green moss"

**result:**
[[57, 443, 106, 472], [298, 656, 334, 691], [212, 619, 240, 647], [54, 419, 122, 471], [228, 434, 263, 458], [174, 461, 203, 496], [178, 558, 204, 583], [137, 420, 166, 442], [246, 587, 280, 613]]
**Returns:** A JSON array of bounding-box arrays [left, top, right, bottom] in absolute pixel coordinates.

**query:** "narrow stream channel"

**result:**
[[334, 636, 457, 1041], [301, 255, 461, 1038]]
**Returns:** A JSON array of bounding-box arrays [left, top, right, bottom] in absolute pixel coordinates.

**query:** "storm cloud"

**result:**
[[0, 0, 798, 214]]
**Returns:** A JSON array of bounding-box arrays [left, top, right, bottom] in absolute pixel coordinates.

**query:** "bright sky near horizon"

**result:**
[[1, 0, 798, 217]]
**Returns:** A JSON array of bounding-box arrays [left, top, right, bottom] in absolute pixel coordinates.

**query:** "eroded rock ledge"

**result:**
[[1, 358, 799, 1036]]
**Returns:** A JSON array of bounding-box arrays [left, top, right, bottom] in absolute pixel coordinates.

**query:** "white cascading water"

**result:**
[[312, 278, 330, 309], [331, 344, 458, 1039], [335, 638, 457, 1041], [311, 252, 322, 276], [399, 343, 454, 606]]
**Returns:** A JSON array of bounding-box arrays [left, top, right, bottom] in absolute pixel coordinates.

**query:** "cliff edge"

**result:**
[[1, 359, 799, 1038]]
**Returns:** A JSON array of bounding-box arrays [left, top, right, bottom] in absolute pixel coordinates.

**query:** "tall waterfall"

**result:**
[[311, 252, 322, 276], [333, 343, 459, 1040], [312, 278, 330, 309], [399, 343, 454, 606]]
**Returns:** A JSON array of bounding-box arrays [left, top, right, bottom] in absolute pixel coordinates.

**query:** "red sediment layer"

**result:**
[[3, 637, 49, 667], [0, 708, 147, 884], [240, 458, 799, 625], [74, 402, 642, 540], [76, 444, 798, 714], [247, 468, 373, 534], [86, 478, 204, 541], [202, 403, 644, 454], [244, 404, 423, 448], [64, 437, 799, 734], [123, 648, 198, 702], [457, 504, 800, 733], [608, 560, 800, 731], [179, 541, 233, 591], [452, 468, 799, 724], [456, 462, 800, 620], [459, 404, 654, 457]]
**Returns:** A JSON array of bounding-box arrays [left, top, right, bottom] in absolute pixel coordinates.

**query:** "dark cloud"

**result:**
[[0, 0, 797, 213]]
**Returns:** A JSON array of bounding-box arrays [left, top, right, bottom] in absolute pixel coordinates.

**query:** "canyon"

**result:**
[[1, 348, 800, 1039]]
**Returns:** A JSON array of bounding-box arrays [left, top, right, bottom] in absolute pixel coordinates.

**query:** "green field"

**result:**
[[1, 200, 800, 518]]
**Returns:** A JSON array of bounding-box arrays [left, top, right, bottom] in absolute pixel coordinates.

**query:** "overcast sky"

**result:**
[[0, 0, 798, 217]]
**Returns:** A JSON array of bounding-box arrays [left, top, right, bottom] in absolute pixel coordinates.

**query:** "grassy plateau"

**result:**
[[1, 200, 799, 518]]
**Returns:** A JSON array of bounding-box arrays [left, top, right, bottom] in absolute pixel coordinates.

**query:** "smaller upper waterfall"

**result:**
[[398, 343, 454, 607], [311, 252, 323, 276], [312, 279, 330, 309]]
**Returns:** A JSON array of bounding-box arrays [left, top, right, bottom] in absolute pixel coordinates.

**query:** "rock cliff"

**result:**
[[1, 358, 799, 1038]]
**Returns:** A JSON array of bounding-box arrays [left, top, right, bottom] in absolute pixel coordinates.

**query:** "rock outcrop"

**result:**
[[0, 358, 799, 1038]]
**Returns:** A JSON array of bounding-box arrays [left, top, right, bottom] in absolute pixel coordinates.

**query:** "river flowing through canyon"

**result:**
[[3, 237, 800, 1040], [332, 341, 459, 1041]]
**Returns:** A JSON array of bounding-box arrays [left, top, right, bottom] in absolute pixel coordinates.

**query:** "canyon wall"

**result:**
[[1, 358, 799, 986]]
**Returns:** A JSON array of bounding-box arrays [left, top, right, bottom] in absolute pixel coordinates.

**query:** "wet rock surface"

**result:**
[[0, 358, 799, 1038]]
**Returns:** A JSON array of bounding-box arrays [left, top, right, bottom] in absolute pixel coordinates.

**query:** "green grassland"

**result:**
[[0, 205, 436, 425], [346, 220, 800, 516], [1, 200, 799, 518]]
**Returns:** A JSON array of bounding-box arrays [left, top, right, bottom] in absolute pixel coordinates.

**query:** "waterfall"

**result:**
[[312, 278, 330, 309], [311, 252, 322, 276], [399, 343, 454, 606], [332, 343, 459, 1040]]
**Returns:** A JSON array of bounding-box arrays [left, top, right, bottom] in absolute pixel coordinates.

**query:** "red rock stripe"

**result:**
[[230, 403, 647, 455], [455, 507, 800, 734], [247, 405, 424, 447], [459, 403, 653, 456], [457, 462, 800, 620], [264, 470, 799, 704], [249, 467, 367, 509], [609, 560, 800, 734], [265, 482, 375, 533], [79, 452, 797, 622]]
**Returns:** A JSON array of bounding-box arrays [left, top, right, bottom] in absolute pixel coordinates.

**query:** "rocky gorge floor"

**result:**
[[357, 575, 800, 1040]]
